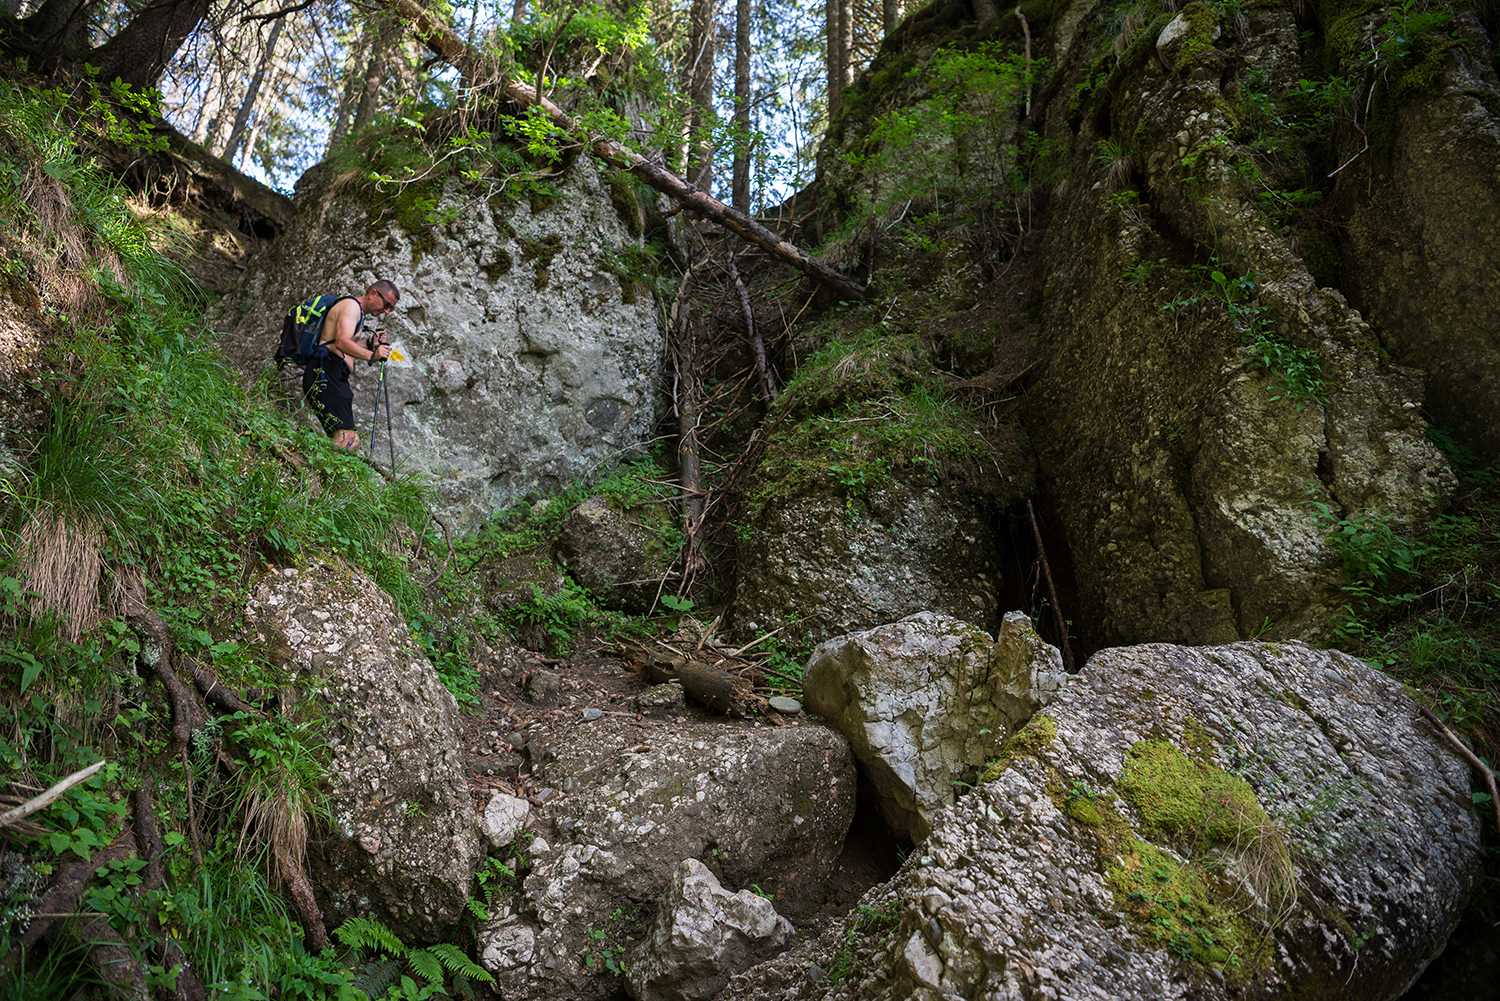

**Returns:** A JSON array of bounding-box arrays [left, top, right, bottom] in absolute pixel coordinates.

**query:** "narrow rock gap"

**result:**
[[814, 771, 909, 923], [995, 496, 1091, 664]]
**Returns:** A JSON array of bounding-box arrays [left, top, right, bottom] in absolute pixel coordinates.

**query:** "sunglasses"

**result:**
[[375, 290, 396, 312]]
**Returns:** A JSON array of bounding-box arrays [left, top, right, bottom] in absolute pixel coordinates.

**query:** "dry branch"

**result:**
[[1418, 705, 1500, 836], [379, 0, 866, 301], [1027, 500, 1074, 672], [727, 248, 777, 403], [0, 760, 105, 829]]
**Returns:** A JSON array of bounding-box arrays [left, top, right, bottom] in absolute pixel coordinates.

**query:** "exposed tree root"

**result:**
[[134, 788, 207, 1001], [183, 654, 257, 715], [77, 913, 150, 1001], [129, 610, 205, 744], [276, 849, 328, 953], [12, 833, 137, 957]]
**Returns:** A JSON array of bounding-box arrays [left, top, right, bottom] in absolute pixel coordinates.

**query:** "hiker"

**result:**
[[296, 281, 398, 451]]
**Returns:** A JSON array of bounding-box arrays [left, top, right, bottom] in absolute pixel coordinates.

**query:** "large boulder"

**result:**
[[625, 858, 794, 1001], [243, 563, 483, 942], [212, 157, 664, 528], [552, 494, 676, 612], [733, 472, 1012, 646], [473, 716, 856, 1001], [723, 640, 1483, 1000], [803, 611, 1065, 842]]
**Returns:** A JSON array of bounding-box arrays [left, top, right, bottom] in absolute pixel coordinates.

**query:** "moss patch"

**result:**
[[518, 233, 564, 291], [607, 172, 645, 238], [1172, 2, 1225, 74], [1117, 740, 1269, 846], [980, 714, 1057, 782], [483, 250, 514, 281], [1104, 831, 1268, 974]]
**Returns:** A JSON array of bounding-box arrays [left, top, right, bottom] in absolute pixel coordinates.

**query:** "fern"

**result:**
[[336, 917, 408, 957], [406, 949, 445, 986], [450, 971, 479, 1000], [350, 957, 404, 999], [425, 942, 495, 983]]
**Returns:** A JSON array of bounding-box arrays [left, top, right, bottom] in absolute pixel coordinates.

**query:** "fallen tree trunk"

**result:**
[[643, 657, 755, 717], [380, 0, 866, 301]]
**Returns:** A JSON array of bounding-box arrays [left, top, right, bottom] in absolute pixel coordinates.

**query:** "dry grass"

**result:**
[[239, 785, 311, 891], [17, 164, 122, 324], [1206, 788, 1299, 924], [16, 512, 103, 642]]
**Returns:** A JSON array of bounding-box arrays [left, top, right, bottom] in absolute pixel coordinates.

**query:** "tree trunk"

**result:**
[[380, 0, 866, 299], [685, 0, 716, 187], [18, 0, 99, 56], [881, 0, 903, 34], [731, 0, 750, 212], [351, 16, 398, 136], [825, 0, 851, 116], [326, 15, 379, 151], [222, 17, 285, 164], [87, 0, 213, 89]]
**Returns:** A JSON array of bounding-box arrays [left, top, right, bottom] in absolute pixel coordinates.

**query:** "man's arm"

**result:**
[[324, 297, 390, 366]]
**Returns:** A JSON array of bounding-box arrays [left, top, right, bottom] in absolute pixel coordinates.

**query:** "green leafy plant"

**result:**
[[336, 916, 495, 999], [581, 907, 637, 974]]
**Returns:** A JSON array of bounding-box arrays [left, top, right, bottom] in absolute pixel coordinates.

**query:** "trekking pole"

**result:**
[[382, 361, 395, 471], [368, 363, 382, 462]]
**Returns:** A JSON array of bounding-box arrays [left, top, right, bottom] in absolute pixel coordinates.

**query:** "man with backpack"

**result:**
[[279, 281, 399, 451]]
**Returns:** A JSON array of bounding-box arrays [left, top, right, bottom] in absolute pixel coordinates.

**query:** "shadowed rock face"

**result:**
[[1334, 12, 1500, 464], [723, 639, 1483, 1001], [1025, 0, 1457, 649], [212, 157, 663, 528], [733, 474, 1013, 647], [243, 563, 483, 943]]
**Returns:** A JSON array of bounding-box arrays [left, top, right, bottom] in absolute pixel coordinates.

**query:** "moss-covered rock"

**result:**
[[723, 640, 1483, 1000]]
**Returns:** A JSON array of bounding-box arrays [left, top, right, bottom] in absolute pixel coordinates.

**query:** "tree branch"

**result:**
[[377, 0, 866, 300], [0, 761, 106, 829]]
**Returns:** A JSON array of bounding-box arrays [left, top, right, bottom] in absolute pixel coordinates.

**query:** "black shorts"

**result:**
[[303, 355, 355, 433]]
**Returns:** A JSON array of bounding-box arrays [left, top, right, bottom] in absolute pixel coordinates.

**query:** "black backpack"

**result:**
[[274, 294, 358, 368]]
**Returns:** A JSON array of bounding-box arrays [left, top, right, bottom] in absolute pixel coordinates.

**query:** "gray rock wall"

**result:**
[[1335, 12, 1500, 463], [1026, 0, 1455, 647], [214, 158, 664, 528]]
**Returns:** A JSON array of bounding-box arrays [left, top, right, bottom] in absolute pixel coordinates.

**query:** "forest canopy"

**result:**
[[1, 0, 903, 202]]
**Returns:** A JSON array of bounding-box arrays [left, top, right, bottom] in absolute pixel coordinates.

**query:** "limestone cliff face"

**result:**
[[794, 0, 1478, 650], [213, 158, 664, 528], [1025, 0, 1463, 647]]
